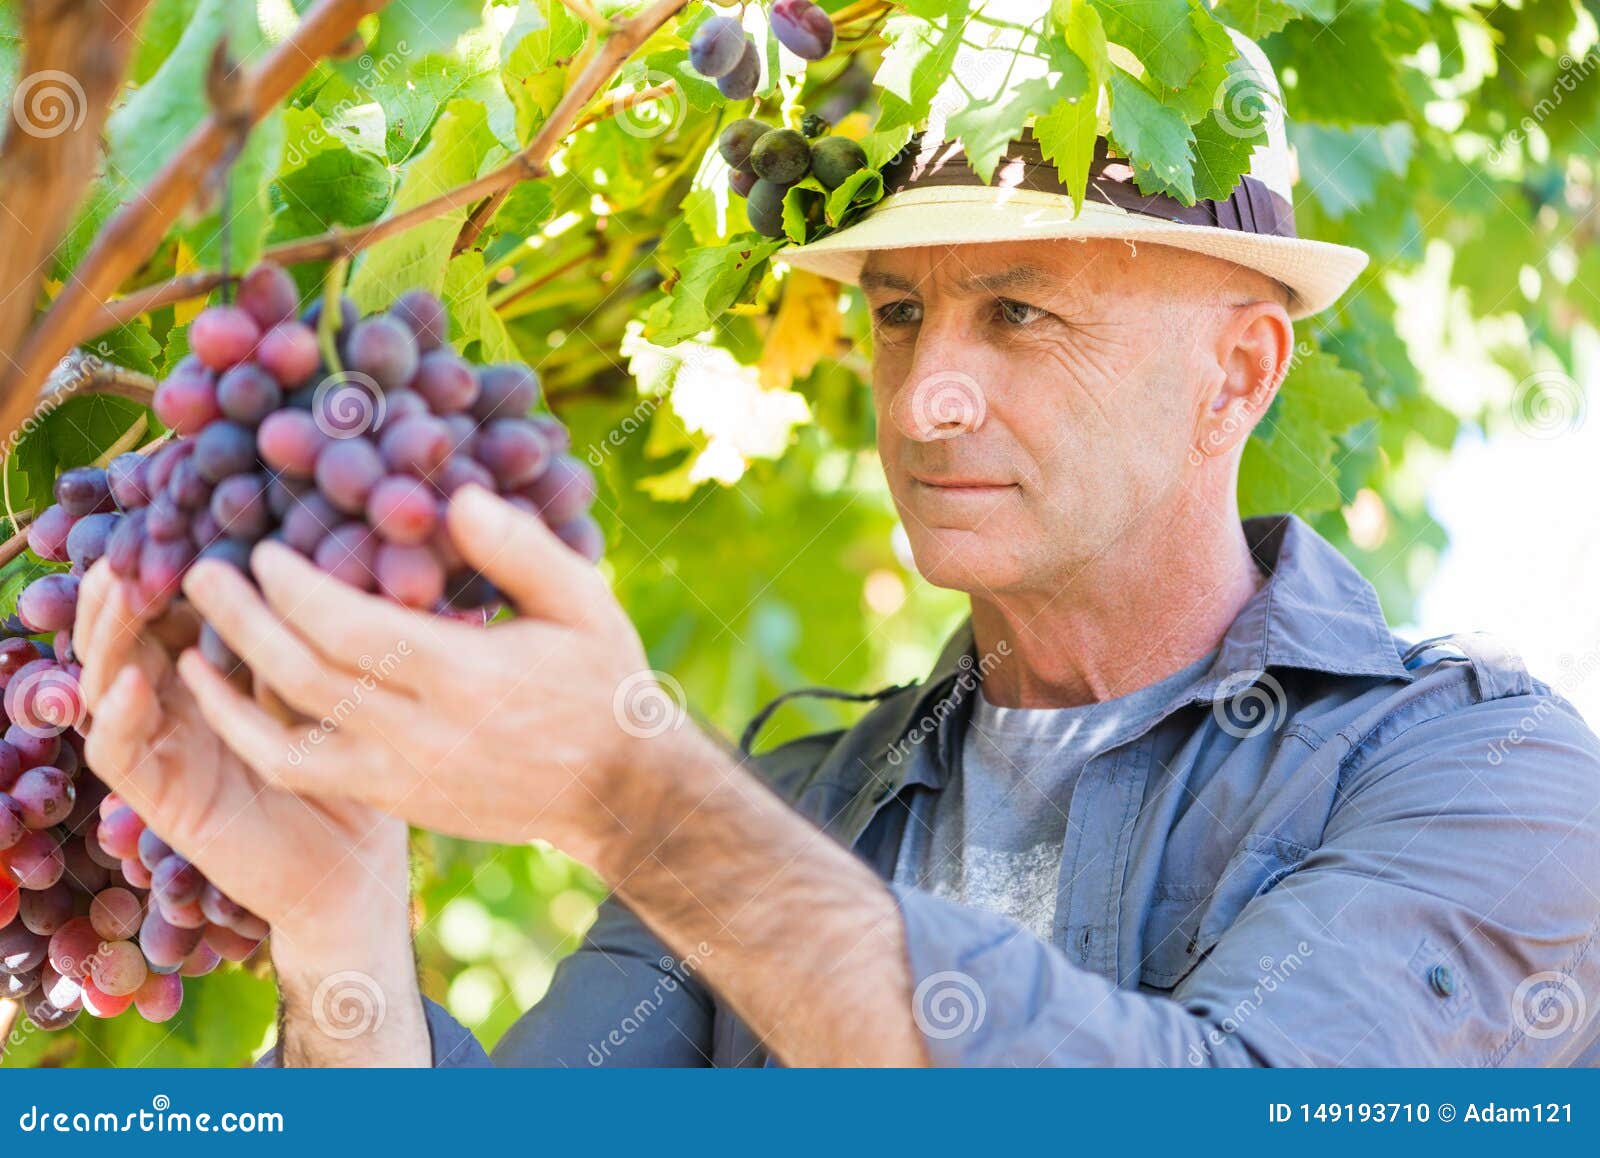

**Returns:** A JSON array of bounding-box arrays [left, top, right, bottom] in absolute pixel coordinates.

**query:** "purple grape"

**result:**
[[138, 537, 194, 606], [313, 524, 378, 590], [26, 504, 75, 562], [257, 409, 325, 477], [554, 514, 605, 563], [17, 573, 80, 633], [64, 512, 116, 569], [730, 168, 758, 198], [106, 453, 153, 510], [433, 454, 496, 497], [315, 437, 385, 514], [193, 420, 258, 482], [282, 492, 341, 555], [690, 15, 748, 78], [138, 906, 202, 968], [144, 493, 189, 542], [18, 881, 74, 936], [46, 920, 98, 979], [444, 571, 501, 612], [236, 262, 299, 329], [24, 988, 80, 1030], [474, 419, 550, 488], [471, 364, 540, 423], [771, 0, 833, 60], [55, 467, 112, 517], [216, 362, 283, 426], [60, 838, 109, 893], [256, 321, 321, 387], [210, 473, 271, 540], [167, 456, 213, 509], [136, 828, 173, 873], [90, 888, 143, 942], [718, 38, 761, 100], [521, 454, 597, 525], [197, 537, 252, 573], [153, 360, 221, 435], [7, 830, 64, 889], [346, 315, 419, 392], [189, 305, 261, 371], [378, 415, 451, 477], [1, 967, 39, 1000], [190, 505, 222, 548], [11, 767, 74, 829], [134, 971, 184, 1022], [412, 350, 478, 413], [719, 118, 766, 171], [265, 472, 307, 518], [151, 855, 204, 906], [0, 924, 48, 973], [0, 640, 37, 692], [374, 543, 445, 609], [198, 622, 243, 676], [0, 794, 25, 850], [376, 390, 430, 430], [390, 290, 447, 351], [367, 476, 440, 545], [145, 439, 194, 495], [5, 726, 59, 772]]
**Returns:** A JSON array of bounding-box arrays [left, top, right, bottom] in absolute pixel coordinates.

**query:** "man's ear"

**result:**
[[1192, 301, 1294, 461]]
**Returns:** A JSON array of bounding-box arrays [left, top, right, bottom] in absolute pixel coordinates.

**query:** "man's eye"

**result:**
[[998, 299, 1048, 326], [875, 300, 922, 326]]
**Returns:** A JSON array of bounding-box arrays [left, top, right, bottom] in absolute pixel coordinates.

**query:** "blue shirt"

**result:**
[[330, 514, 1600, 1067]]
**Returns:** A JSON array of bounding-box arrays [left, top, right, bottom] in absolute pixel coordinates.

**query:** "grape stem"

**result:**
[[559, 0, 614, 34], [63, 0, 691, 349], [0, 0, 392, 449]]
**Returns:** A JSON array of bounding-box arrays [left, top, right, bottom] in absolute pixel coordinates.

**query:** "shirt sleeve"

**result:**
[[489, 897, 716, 1066], [893, 693, 1600, 1066]]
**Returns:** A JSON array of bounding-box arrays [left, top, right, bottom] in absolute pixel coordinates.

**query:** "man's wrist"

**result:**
[[268, 898, 430, 1067]]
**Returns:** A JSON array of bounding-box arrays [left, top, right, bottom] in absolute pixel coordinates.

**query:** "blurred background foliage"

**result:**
[[1, 0, 1596, 1063]]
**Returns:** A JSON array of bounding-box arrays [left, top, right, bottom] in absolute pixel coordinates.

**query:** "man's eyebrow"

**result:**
[[858, 270, 919, 293], [953, 266, 1059, 296]]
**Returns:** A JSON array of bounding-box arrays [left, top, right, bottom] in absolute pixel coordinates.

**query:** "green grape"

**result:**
[[751, 128, 811, 187], [718, 118, 768, 172], [747, 180, 788, 238], [810, 136, 869, 191]]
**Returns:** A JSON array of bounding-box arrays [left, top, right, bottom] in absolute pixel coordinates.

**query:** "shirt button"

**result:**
[[1427, 963, 1456, 997]]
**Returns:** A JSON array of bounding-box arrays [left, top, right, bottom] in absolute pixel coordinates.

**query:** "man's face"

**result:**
[[862, 238, 1249, 598]]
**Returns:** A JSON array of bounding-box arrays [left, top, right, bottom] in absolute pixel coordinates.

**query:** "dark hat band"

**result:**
[[881, 131, 1298, 240]]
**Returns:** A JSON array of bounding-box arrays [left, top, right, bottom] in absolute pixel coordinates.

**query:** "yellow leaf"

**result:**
[[758, 270, 841, 390]]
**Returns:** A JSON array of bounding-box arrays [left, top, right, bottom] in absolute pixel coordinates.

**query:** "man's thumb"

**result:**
[[446, 485, 608, 627]]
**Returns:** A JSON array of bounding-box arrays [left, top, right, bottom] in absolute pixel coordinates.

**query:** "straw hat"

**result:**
[[781, 28, 1368, 321]]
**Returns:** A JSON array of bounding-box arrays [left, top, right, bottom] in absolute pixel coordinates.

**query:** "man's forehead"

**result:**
[[859, 242, 1109, 298]]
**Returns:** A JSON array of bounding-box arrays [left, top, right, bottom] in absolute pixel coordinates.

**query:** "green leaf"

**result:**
[[80, 320, 163, 376], [645, 239, 782, 345], [1214, 0, 1334, 38], [946, 42, 1089, 182], [1290, 121, 1414, 219], [1036, 0, 1109, 209], [1272, 8, 1409, 126], [825, 167, 884, 226], [2, 394, 155, 521], [0, 3, 18, 98], [1089, 0, 1225, 91], [369, 0, 488, 62], [443, 251, 520, 362], [372, 50, 508, 166], [1238, 349, 1376, 517], [271, 124, 394, 241], [130, 0, 202, 84], [348, 99, 498, 311], [503, 0, 588, 144], [873, 6, 972, 133], [1190, 105, 1264, 201], [1107, 68, 1196, 201]]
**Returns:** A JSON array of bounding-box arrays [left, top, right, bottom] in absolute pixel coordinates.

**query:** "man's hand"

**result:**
[[74, 565, 429, 1066], [178, 485, 928, 1065]]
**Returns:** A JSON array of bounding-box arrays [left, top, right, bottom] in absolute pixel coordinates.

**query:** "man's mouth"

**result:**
[[908, 473, 1016, 491]]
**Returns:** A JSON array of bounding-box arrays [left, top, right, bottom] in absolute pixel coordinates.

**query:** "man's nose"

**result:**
[[890, 352, 988, 443]]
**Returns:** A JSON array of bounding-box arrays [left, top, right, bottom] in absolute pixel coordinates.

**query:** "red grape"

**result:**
[[0, 923, 48, 973], [153, 360, 222, 434], [257, 321, 321, 387], [347, 315, 419, 392], [193, 420, 258, 482], [11, 767, 75, 829], [217, 362, 284, 426], [18, 881, 74, 936], [367, 476, 440, 545], [474, 419, 550, 488], [375, 543, 445, 608], [211, 472, 272, 540], [313, 524, 378, 590], [133, 970, 184, 1022], [237, 262, 299, 329], [472, 364, 539, 422], [80, 975, 136, 1017], [8, 830, 64, 889], [0, 794, 24, 849], [90, 938, 148, 997], [90, 887, 143, 941], [97, 807, 145, 860], [0, 638, 41, 689], [46, 916, 98, 979], [189, 305, 261, 371], [316, 436, 385, 513], [390, 290, 448, 351], [258, 408, 326, 476], [26, 503, 76, 561], [412, 350, 478, 413]]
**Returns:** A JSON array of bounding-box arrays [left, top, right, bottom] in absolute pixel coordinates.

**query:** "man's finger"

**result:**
[[176, 650, 392, 807], [447, 485, 613, 629], [248, 539, 456, 695], [183, 560, 410, 732]]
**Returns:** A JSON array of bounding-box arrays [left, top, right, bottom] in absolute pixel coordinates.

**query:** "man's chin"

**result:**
[[905, 530, 1025, 595]]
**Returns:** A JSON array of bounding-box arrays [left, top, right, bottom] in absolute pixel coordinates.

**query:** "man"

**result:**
[[76, 35, 1600, 1067]]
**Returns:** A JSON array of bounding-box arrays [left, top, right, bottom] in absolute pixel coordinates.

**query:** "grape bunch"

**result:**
[[688, 2, 834, 99], [718, 117, 868, 238], [0, 628, 230, 1031], [3, 261, 602, 1032]]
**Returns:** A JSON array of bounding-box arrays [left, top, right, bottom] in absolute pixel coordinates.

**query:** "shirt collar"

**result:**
[[894, 512, 1410, 772]]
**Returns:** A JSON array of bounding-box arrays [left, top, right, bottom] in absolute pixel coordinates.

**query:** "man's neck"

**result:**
[[970, 509, 1264, 709]]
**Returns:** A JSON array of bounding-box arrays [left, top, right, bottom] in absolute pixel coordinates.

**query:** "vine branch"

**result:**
[[0, 0, 152, 388], [0, 0, 391, 448], [71, 0, 690, 343]]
